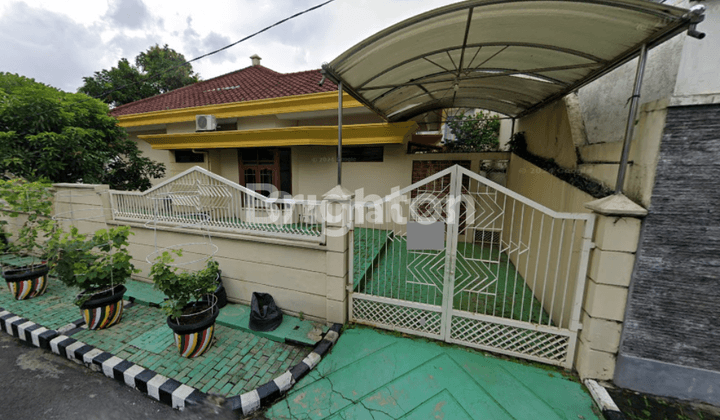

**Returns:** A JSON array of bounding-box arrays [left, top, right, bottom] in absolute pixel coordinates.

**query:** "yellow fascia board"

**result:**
[[116, 91, 363, 128], [138, 121, 418, 149]]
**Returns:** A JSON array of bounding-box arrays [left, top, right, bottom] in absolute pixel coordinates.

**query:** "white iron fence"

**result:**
[[350, 165, 594, 368], [110, 167, 325, 243]]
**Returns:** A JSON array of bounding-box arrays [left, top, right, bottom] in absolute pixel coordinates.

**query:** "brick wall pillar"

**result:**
[[575, 194, 647, 380], [322, 185, 354, 324]]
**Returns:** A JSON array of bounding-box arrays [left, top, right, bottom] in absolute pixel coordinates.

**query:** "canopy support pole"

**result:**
[[338, 81, 343, 186], [615, 44, 648, 194]]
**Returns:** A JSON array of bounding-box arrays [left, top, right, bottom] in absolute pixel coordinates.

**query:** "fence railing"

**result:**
[[109, 167, 325, 243]]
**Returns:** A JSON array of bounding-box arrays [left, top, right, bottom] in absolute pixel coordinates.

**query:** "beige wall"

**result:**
[[577, 99, 668, 208], [49, 183, 351, 324], [516, 99, 580, 170], [516, 91, 667, 209], [293, 146, 511, 199], [504, 154, 595, 329], [52, 184, 112, 236], [118, 223, 340, 322], [506, 155, 594, 214]]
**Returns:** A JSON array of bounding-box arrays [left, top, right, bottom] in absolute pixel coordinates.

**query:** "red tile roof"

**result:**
[[109, 65, 337, 117]]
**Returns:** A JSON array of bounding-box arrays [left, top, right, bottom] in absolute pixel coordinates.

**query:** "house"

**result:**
[[317, 0, 719, 407], [110, 56, 510, 201], [103, 0, 719, 407]]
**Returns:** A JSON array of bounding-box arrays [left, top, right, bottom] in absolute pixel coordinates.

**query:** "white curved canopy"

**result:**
[[323, 0, 699, 120]]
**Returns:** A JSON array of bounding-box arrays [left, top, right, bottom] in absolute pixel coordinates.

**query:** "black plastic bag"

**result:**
[[249, 292, 283, 332]]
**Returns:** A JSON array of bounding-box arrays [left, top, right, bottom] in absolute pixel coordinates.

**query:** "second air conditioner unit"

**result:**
[[195, 115, 217, 131]]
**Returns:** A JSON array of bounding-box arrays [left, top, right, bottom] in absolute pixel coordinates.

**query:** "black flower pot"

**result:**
[[3, 264, 49, 300], [167, 300, 220, 358], [79, 285, 126, 330], [214, 278, 227, 309]]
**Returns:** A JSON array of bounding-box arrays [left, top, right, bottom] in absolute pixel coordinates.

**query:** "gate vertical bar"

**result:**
[[441, 165, 463, 340], [347, 195, 355, 322], [564, 215, 596, 368]]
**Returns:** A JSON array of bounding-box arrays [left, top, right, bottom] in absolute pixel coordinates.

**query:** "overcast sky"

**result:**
[[0, 0, 460, 92]]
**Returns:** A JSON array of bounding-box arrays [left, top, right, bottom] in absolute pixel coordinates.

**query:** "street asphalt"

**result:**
[[0, 333, 238, 420]]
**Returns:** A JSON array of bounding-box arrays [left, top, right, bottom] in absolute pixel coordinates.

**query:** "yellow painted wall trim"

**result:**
[[139, 122, 418, 149], [116, 91, 364, 128]]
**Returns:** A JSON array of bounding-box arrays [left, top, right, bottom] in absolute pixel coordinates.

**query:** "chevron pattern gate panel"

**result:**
[[351, 165, 595, 368]]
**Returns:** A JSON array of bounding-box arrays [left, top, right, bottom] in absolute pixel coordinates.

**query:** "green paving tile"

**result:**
[[123, 279, 166, 305], [490, 355, 601, 420], [400, 390, 473, 420], [128, 326, 174, 353], [355, 238, 552, 325], [353, 227, 393, 288], [300, 327, 399, 385], [0, 279, 82, 329], [269, 341, 444, 418], [266, 328, 601, 420], [216, 303, 319, 346]]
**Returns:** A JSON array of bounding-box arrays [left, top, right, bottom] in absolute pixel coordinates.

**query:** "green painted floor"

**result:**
[[124, 279, 320, 346], [265, 327, 602, 420], [353, 231, 551, 325]]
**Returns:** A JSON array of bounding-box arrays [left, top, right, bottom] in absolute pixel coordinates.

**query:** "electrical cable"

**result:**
[[94, 0, 337, 103]]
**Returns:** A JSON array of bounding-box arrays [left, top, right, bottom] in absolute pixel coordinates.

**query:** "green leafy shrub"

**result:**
[[150, 251, 219, 319], [0, 179, 56, 267], [49, 225, 137, 305], [446, 110, 501, 152]]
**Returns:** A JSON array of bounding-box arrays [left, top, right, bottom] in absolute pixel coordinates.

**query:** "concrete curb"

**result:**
[[1, 306, 343, 415], [584, 379, 626, 420], [227, 323, 343, 417], [1, 307, 207, 409]]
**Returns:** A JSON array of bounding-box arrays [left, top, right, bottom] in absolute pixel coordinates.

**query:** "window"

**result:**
[[174, 150, 204, 163], [342, 146, 383, 162]]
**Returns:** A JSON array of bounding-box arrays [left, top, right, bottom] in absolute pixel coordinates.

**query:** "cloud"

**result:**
[[0, 2, 109, 92], [0, 0, 462, 91], [105, 0, 152, 30], [182, 16, 233, 65]]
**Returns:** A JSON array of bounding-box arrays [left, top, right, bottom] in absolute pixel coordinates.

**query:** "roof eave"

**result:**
[[115, 91, 365, 128]]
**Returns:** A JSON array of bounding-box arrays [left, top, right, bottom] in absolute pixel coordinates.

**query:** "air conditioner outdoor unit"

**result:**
[[195, 115, 217, 131]]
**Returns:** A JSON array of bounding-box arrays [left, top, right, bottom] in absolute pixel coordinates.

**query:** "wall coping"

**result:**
[[585, 194, 648, 217], [107, 219, 329, 251]]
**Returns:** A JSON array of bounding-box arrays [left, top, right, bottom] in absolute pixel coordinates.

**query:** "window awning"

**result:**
[[138, 122, 417, 149], [322, 0, 702, 120]]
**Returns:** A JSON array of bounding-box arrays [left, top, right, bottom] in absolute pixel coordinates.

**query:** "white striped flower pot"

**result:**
[[3, 264, 49, 300], [167, 300, 219, 358], [79, 285, 126, 330]]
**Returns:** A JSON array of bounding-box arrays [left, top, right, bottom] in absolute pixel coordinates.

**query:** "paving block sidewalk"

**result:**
[[0, 278, 314, 398]]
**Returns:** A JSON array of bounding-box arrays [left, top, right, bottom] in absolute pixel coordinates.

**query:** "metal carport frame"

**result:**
[[322, 0, 705, 191]]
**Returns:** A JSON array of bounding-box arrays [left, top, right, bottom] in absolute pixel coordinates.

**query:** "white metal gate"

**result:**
[[350, 165, 594, 368]]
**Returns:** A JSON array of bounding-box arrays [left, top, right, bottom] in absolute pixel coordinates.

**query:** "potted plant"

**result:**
[[49, 226, 137, 329], [0, 179, 55, 300], [151, 251, 220, 358]]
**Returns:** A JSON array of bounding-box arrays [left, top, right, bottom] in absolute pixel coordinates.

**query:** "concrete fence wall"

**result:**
[[49, 183, 350, 325]]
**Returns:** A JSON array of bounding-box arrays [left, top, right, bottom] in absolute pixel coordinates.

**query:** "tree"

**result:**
[[446, 109, 501, 152], [0, 72, 165, 190], [136, 44, 199, 95], [78, 44, 199, 107]]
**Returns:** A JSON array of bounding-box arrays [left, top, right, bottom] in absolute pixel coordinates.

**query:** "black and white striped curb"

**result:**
[[584, 379, 626, 420], [0, 308, 205, 409], [228, 323, 343, 416]]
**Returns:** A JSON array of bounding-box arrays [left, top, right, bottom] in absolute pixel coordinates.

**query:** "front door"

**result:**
[[238, 148, 291, 197]]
